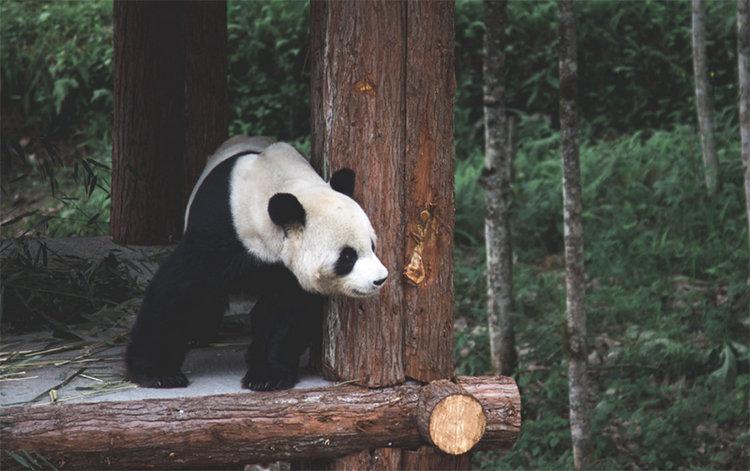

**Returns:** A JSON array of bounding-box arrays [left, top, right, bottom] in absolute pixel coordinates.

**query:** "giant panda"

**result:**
[[125, 135, 388, 390]]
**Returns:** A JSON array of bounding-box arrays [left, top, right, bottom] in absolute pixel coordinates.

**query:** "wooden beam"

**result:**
[[1, 377, 519, 470]]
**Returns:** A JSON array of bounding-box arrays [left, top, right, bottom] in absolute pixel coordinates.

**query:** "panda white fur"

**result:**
[[125, 135, 388, 390]]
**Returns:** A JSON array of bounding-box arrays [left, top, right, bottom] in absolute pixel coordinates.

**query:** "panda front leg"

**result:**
[[242, 288, 323, 391]]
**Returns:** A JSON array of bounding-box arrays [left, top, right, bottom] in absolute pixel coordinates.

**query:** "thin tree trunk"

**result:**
[[692, 0, 719, 194], [739, 0, 750, 254], [557, 1, 593, 469], [483, 0, 516, 377]]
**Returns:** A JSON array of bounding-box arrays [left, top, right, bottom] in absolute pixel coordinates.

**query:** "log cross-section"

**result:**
[[417, 379, 487, 455], [0, 377, 519, 470]]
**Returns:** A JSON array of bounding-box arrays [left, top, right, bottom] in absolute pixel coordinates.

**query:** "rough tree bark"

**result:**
[[111, 1, 227, 244], [739, 0, 750, 254], [692, 0, 719, 195], [483, 0, 517, 377], [310, 0, 455, 389], [557, 1, 593, 469], [310, 1, 457, 468], [310, 0, 407, 389], [0, 378, 520, 470], [402, 0, 456, 385]]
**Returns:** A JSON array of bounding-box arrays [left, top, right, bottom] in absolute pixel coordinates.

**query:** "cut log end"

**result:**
[[418, 379, 488, 455], [430, 394, 487, 455]]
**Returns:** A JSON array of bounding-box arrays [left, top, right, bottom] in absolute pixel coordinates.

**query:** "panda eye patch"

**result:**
[[335, 247, 358, 276]]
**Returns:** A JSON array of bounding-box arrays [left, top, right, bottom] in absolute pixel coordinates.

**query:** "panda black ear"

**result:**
[[268, 193, 306, 229], [330, 168, 356, 197]]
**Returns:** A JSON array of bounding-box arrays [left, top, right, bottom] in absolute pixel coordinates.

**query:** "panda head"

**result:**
[[267, 169, 388, 297]]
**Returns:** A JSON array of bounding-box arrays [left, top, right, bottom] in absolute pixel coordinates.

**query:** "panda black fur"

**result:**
[[125, 136, 388, 390]]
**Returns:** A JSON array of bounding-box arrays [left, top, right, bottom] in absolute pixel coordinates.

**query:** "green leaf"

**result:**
[[52, 77, 78, 115], [3, 449, 33, 469], [708, 345, 737, 393], [1, 210, 39, 227]]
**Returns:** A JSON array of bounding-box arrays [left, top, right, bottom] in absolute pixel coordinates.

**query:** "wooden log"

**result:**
[[456, 376, 521, 452], [417, 380, 486, 455], [0, 377, 519, 470], [402, 0, 456, 384], [111, 1, 186, 244], [401, 446, 472, 471], [111, 1, 228, 244], [182, 1, 228, 213], [310, 0, 407, 389]]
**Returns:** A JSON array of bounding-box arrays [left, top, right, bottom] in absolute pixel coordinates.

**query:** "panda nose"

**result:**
[[373, 277, 387, 287]]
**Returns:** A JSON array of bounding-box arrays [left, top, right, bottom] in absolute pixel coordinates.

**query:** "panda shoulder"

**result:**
[[258, 142, 322, 182], [207, 135, 275, 166]]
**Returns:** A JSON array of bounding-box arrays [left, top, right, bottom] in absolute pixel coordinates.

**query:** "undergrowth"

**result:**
[[0, 237, 145, 337]]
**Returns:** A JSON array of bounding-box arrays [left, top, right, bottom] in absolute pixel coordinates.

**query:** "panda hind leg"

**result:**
[[242, 290, 322, 391], [126, 246, 227, 388]]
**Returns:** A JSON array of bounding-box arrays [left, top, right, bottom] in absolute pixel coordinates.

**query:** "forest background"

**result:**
[[1, 0, 748, 469]]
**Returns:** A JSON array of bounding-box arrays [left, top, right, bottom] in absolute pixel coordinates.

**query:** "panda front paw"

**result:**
[[241, 365, 297, 391]]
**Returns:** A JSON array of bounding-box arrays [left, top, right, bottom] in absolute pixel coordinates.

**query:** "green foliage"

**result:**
[[454, 150, 486, 245], [227, 0, 311, 141], [0, 0, 114, 140], [1, 449, 58, 471], [454, 0, 739, 155], [0, 237, 142, 335], [1, 137, 112, 238]]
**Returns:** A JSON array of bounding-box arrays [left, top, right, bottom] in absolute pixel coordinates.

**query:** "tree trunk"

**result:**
[[402, 0, 456, 384], [483, 0, 517, 377], [111, 1, 228, 244], [310, 0, 455, 388], [557, 1, 593, 469], [401, 447, 472, 470], [692, 0, 719, 195], [739, 0, 750, 256], [319, 446, 472, 471], [310, 0, 407, 389], [111, 1, 185, 244], [1, 378, 520, 470], [310, 2, 457, 467], [182, 1, 228, 212]]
